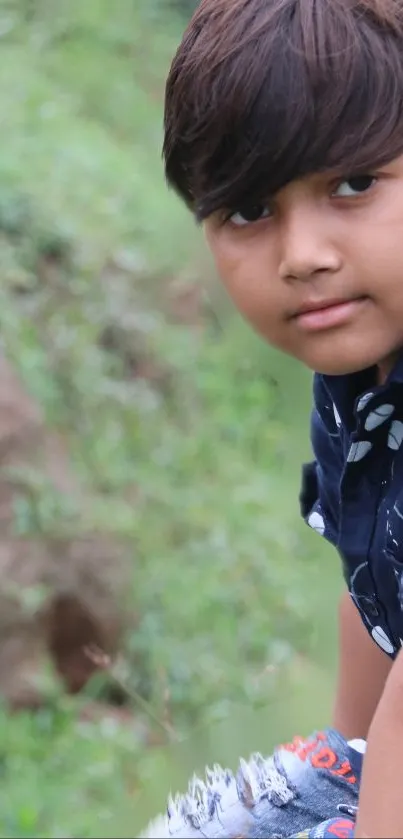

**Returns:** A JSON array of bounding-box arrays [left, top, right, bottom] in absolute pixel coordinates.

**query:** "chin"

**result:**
[[303, 352, 377, 377], [294, 331, 396, 378]]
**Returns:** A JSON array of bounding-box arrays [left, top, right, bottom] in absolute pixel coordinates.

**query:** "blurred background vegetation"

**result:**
[[0, 1, 343, 836]]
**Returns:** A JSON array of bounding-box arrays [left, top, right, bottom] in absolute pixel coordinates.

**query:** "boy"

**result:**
[[144, 0, 403, 834]]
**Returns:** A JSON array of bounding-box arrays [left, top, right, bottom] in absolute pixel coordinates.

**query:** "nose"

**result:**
[[278, 211, 342, 282]]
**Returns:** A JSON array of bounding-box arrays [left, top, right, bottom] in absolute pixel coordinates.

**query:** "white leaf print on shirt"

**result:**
[[357, 392, 374, 412], [371, 625, 395, 655], [308, 511, 325, 535], [388, 420, 403, 450], [364, 404, 395, 431], [347, 441, 373, 463]]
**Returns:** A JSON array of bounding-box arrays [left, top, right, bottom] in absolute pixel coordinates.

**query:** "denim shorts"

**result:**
[[142, 729, 364, 838]]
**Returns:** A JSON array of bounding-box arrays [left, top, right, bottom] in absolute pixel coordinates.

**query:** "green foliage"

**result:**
[[0, 1, 342, 835], [0, 702, 142, 838]]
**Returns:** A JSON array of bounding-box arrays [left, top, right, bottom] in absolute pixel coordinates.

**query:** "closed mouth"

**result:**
[[288, 296, 369, 333], [292, 296, 367, 319]]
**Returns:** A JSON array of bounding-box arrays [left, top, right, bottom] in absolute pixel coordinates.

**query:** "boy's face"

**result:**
[[204, 155, 403, 379]]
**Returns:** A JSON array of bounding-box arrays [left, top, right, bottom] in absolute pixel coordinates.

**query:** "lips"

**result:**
[[292, 297, 367, 332], [294, 297, 359, 317]]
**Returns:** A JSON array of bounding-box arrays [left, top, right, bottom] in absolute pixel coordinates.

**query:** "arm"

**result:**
[[332, 590, 392, 740], [355, 647, 403, 838], [305, 384, 392, 738]]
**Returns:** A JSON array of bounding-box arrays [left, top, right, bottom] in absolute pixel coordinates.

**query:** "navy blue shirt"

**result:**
[[301, 357, 403, 658]]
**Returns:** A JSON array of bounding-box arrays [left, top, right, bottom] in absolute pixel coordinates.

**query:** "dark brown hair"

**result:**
[[163, 0, 403, 220]]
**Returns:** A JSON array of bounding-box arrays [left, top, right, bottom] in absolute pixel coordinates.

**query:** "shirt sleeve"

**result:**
[[299, 375, 344, 546]]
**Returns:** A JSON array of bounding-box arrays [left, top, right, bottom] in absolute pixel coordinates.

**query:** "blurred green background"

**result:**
[[0, 2, 343, 836]]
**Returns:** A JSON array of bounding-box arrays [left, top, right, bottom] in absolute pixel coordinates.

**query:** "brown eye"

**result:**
[[333, 175, 377, 197], [229, 203, 271, 226]]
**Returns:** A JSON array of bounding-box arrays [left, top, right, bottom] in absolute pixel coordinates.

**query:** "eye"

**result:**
[[227, 203, 272, 227], [333, 175, 377, 198]]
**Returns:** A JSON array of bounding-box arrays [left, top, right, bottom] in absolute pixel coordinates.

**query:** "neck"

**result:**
[[376, 352, 401, 386]]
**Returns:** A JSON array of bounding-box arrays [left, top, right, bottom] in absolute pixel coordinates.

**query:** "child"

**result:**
[[144, 0, 403, 834]]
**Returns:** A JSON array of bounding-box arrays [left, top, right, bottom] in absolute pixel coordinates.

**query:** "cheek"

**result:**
[[354, 221, 403, 307], [209, 236, 278, 329], [354, 209, 403, 280]]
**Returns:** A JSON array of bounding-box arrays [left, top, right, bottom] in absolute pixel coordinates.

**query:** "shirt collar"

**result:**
[[320, 353, 403, 432]]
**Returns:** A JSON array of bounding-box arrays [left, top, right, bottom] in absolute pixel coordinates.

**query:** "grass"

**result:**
[[0, 3, 343, 836]]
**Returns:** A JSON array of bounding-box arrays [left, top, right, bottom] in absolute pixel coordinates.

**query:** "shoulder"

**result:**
[[300, 374, 344, 537]]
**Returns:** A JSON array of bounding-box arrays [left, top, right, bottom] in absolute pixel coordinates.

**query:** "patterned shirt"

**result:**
[[300, 357, 403, 658]]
